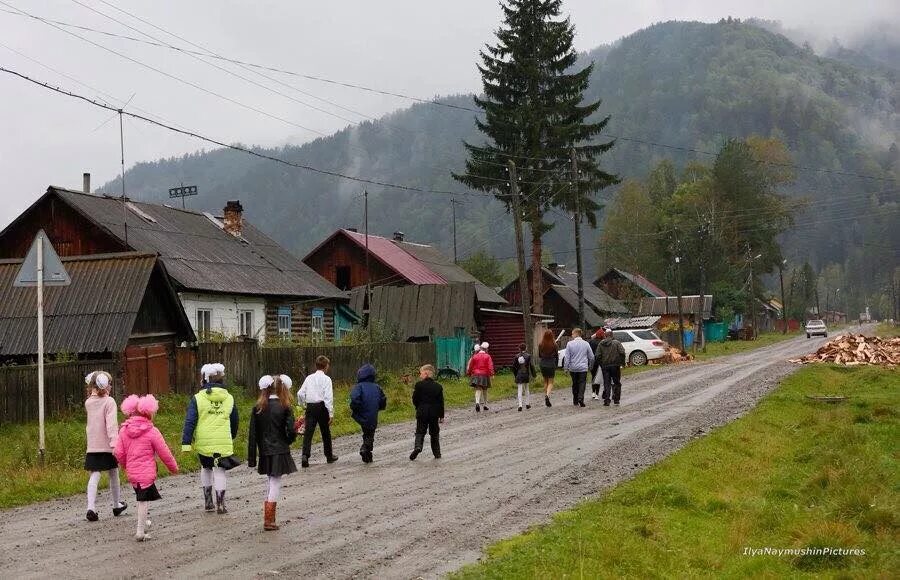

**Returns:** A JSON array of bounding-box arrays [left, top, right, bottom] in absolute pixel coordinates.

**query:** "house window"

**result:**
[[239, 310, 253, 337], [277, 307, 292, 338], [335, 266, 351, 291], [196, 309, 212, 340], [311, 307, 325, 341]]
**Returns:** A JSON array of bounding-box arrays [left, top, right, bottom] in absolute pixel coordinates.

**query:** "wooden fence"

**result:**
[[0, 359, 115, 424]]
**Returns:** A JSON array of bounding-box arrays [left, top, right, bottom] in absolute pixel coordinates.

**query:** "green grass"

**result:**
[[0, 373, 521, 509], [875, 322, 899, 338], [453, 365, 899, 579]]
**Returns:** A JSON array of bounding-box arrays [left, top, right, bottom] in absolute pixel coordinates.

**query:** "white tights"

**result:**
[[517, 383, 531, 407], [474, 388, 488, 404], [200, 467, 227, 491], [266, 475, 282, 502], [87, 469, 122, 511]]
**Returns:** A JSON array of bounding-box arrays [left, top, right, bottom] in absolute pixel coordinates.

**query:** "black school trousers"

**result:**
[[302, 402, 334, 459]]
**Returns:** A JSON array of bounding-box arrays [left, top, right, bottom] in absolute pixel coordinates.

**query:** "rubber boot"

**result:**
[[264, 501, 279, 531], [409, 433, 425, 460], [203, 486, 214, 512], [215, 490, 227, 514]]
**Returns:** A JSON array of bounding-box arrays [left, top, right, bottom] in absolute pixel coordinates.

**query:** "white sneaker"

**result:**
[[145, 518, 152, 529], [592, 394, 599, 401]]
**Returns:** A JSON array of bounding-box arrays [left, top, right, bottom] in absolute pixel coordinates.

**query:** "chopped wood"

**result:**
[[660, 346, 694, 364], [789, 334, 900, 368]]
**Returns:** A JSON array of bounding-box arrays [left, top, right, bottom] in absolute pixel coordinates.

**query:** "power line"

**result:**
[[0, 65, 498, 199]]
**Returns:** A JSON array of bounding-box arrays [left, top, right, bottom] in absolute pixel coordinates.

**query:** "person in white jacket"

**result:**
[[298, 355, 338, 467]]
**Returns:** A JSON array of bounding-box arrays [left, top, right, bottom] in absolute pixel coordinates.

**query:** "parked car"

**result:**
[[558, 328, 667, 367], [805, 319, 828, 338]]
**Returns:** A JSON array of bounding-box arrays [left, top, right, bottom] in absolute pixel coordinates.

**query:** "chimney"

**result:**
[[548, 262, 561, 275], [223, 200, 244, 237], [83, 173, 91, 193], [347, 227, 358, 233], [393, 231, 405, 242]]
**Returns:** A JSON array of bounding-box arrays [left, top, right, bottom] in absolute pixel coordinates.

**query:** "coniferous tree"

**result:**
[[453, 0, 618, 313]]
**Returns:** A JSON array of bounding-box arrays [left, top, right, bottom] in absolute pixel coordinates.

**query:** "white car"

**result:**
[[558, 329, 668, 367], [805, 319, 828, 338]]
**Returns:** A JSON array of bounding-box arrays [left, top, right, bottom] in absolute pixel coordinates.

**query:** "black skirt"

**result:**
[[257, 452, 297, 476], [84, 452, 118, 472], [540, 366, 556, 379], [198, 454, 242, 470], [470, 375, 491, 389], [133, 483, 161, 502]]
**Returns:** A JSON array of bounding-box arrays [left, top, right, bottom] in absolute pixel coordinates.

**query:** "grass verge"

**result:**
[[452, 364, 899, 579], [693, 330, 802, 360], [875, 322, 899, 338]]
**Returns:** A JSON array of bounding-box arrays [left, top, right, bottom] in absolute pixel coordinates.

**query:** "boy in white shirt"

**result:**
[[298, 355, 338, 467]]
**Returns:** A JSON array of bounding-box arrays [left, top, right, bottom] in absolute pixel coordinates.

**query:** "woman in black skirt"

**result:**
[[248, 374, 298, 531]]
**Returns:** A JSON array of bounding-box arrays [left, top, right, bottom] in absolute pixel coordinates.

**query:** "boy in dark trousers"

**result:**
[[410, 364, 444, 461], [596, 328, 626, 406], [511, 343, 537, 411], [349, 363, 387, 463]]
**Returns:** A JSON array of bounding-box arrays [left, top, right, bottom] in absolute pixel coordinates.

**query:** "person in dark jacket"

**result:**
[[588, 328, 605, 400], [409, 364, 444, 461], [349, 364, 387, 464], [248, 374, 297, 531], [511, 343, 537, 412], [595, 329, 626, 406]]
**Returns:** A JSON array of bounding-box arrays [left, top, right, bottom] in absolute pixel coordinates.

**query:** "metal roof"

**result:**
[[0, 253, 190, 356], [596, 268, 668, 297], [51, 188, 344, 300], [337, 230, 447, 285], [396, 242, 507, 305], [547, 268, 631, 315], [638, 295, 713, 317], [603, 316, 662, 329], [548, 285, 606, 327]]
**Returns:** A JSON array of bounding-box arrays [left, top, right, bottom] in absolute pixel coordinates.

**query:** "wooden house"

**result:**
[[0, 187, 348, 343], [595, 268, 667, 313]]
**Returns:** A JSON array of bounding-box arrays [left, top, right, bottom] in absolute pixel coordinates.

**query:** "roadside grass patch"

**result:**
[[693, 330, 801, 360], [0, 374, 519, 509], [452, 365, 899, 579]]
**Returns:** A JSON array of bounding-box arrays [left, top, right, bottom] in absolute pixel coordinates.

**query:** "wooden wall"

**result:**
[[265, 299, 337, 342], [303, 234, 398, 290], [0, 359, 116, 423]]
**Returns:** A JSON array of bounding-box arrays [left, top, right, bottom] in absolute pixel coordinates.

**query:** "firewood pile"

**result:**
[[789, 334, 899, 368], [661, 346, 694, 364]]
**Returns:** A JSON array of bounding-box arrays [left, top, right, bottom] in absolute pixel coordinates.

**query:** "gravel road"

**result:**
[[0, 331, 848, 579]]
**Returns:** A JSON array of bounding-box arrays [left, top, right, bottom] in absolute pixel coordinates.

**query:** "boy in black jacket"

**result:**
[[410, 364, 444, 461], [511, 343, 537, 411]]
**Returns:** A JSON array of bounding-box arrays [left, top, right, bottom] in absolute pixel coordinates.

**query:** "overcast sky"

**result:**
[[1, 0, 897, 230]]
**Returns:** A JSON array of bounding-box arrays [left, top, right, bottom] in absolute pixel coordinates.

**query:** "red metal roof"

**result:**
[[339, 230, 447, 285]]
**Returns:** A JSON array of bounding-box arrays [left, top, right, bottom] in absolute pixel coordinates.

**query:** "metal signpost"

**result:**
[[169, 184, 198, 208], [14, 230, 70, 466]]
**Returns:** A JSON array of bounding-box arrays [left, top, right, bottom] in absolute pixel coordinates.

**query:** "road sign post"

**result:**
[[14, 230, 70, 466]]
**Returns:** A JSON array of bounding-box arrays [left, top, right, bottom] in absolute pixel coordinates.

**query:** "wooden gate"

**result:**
[[124, 343, 171, 395]]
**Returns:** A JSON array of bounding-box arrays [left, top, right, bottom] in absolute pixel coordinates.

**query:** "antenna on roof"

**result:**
[[168, 183, 198, 209]]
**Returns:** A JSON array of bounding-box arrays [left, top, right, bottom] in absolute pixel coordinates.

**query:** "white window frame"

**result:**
[[196, 309, 212, 339], [277, 307, 292, 339], [311, 308, 325, 341], [239, 310, 253, 337]]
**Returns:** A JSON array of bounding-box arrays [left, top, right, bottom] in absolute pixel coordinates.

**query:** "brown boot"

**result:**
[[263, 501, 279, 531]]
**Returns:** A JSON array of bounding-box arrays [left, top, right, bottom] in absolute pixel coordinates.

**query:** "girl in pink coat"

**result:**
[[83, 371, 127, 522], [114, 395, 178, 541], [466, 341, 495, 413]]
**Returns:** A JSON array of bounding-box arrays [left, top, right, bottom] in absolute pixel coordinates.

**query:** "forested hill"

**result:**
[[100, 19, 899, 285]]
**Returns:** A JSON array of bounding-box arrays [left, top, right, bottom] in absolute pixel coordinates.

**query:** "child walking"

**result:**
[[466, 342, 494, 413], [114, 395, 178, 541], [511, 344, 537, 412], [298, 356, 338, 467], [181, 363, 240, 514], [248, 375, 298, 531], [409, 365, 444, 460], [83, 371, 127, 521], [349, 363, 387, 463]]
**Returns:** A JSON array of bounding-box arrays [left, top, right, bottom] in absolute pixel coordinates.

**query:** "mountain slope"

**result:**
[[101, 19, 899, 286]]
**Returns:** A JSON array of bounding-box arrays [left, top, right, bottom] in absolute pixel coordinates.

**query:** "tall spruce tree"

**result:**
[[453, 0, 618, 313]]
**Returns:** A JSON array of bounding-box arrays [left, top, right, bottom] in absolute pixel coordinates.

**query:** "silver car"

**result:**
[[805, 319, 828, 338]]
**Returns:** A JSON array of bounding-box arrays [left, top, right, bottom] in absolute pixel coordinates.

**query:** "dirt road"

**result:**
[[0, 332, 844, 578]]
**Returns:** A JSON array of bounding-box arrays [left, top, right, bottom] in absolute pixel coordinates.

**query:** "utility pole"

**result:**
[[450, 198, 462, 264], [364, 190, 371, 320], [508, 161, 533, 346], [571, 149, 586, 330], [779, 259, 788, 334], [675, 253, 686, 354], [697, 219, 710, 353], [747, 244, 758, 339], [119, 110, 129, 246]]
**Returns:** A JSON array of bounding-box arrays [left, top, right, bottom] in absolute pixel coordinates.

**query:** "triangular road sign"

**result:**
[[13, 230, 71, 287]]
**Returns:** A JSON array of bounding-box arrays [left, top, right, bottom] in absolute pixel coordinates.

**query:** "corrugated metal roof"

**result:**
[[603, 316, 662, 329], [638, 295, 713, 317], [54, 188, 344, 299], [368, 283, 477, 340], [0, 253, 155, 356], [396, 242, 507, 305], [548, 268, 631, 315], [339, 230, 446, 285]]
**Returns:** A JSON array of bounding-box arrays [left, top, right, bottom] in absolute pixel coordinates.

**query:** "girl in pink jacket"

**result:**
[[83, 371, 127, 522], [114, 395, 178, 541]]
